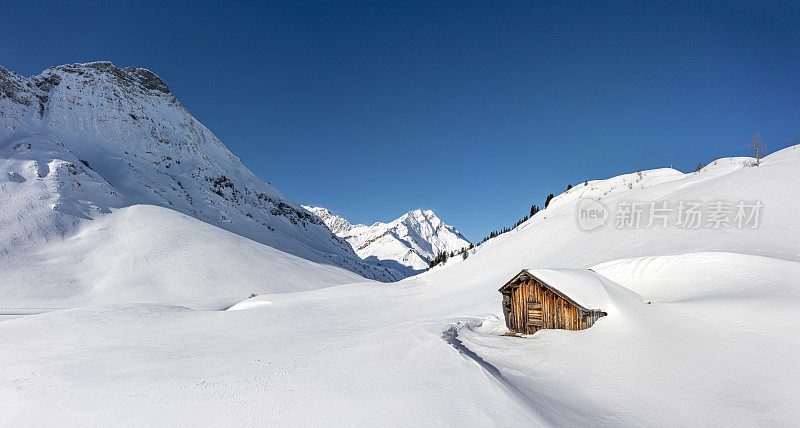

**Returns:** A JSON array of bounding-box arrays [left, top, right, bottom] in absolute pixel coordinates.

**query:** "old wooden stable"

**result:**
[[499, 269, 607, 335]]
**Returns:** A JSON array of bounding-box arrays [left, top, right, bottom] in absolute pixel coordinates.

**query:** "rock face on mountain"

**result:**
[[304, 206, 471, 276], [0, 62, 402, 282]]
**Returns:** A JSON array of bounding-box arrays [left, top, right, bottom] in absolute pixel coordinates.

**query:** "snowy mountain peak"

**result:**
[[403, 209, 435, 221], [0, 62, 403, 282], [302, 206, 355, 235], [304, 206, 471, 276], [52, 61, 171, 94]]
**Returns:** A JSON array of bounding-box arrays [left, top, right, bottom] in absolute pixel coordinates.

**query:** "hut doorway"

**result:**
[[526, 301, 543, 333]]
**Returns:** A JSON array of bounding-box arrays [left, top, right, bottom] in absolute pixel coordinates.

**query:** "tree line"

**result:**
[[426, 185, 575, 270], [474, 187, 566, 246], [427, 243, 475, 269]]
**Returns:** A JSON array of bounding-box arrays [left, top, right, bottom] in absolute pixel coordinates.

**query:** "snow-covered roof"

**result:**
[[501, 268, 611, 311]]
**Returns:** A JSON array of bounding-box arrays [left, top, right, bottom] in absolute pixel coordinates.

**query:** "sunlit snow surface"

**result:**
[[2, 146, 797, 425], [1, 62, 799, 425]]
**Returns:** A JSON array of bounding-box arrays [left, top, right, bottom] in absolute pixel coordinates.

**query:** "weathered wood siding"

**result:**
[[504, 277, 600, 334]]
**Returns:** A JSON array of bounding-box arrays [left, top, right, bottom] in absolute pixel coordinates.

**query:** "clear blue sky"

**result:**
[[2, 1, 799, 242]]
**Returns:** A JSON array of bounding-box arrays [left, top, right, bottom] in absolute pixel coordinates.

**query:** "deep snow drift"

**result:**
[[304, 206, 471, 276]]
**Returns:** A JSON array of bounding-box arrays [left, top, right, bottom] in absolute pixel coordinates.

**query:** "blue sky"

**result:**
[[2, 1, 799, 242]]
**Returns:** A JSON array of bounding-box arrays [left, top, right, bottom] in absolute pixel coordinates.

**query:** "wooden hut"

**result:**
[[499, 269, 608, 335]]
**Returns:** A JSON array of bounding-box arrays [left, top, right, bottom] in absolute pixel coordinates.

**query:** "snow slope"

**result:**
[[1, 131, 798, 423], [0, 62, 401, 283], [304, 206, 470, 276], [0, 204, 367, 311]]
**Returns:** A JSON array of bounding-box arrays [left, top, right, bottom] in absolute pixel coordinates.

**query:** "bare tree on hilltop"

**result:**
[[750, 134, 765, 166]]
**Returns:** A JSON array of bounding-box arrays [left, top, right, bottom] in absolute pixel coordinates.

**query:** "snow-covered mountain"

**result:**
[[0, 61, 403, 292], [304, 206, 471, 276]]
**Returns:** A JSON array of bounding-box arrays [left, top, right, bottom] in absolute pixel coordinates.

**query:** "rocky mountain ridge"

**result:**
[[304, 206, 471, 276]]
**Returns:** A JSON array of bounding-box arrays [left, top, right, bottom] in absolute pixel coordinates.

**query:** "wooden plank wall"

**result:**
[[508, 278, 596, 334]]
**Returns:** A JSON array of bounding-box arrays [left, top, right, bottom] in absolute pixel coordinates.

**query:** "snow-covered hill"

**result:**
[[2, 147, 798, 425], [0, 204, 368, 311], [0, 62, 402, 285], [304, 206, 471, 276]]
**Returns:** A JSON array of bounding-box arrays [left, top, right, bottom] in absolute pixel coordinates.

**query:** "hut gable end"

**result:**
[[499, 269, 608, 335]]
